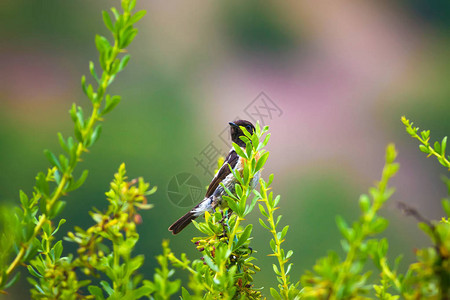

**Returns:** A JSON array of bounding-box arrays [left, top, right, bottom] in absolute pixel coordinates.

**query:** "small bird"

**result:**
[[169, 120, 260, 234]]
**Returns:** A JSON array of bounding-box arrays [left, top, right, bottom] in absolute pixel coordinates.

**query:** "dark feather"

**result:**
[[168, 151, 239, 234], [168, 211, 197, 235], [168, 119, 255, 234], [205, 150, 238, 197]]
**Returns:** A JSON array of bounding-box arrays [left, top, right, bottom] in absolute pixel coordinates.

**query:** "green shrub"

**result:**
[[0, 1, 449, 299]]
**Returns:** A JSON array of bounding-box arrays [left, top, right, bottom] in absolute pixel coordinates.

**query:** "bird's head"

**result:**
[[229, 120, 255, 147]]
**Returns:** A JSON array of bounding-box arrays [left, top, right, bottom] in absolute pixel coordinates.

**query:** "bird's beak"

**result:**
[[229, 122, 238, 128]]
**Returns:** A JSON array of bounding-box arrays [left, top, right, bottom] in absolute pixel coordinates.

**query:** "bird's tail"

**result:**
[[168, 211, 198, 235]]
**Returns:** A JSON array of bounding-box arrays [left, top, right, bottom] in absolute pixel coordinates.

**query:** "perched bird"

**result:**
[[169, 120, 260, 234]]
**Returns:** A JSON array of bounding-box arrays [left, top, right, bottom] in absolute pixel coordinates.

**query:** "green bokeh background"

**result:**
[[1, 0, 450, 298]]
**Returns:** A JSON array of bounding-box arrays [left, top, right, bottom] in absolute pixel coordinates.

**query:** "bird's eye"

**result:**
[[246, 125, 252, 130]]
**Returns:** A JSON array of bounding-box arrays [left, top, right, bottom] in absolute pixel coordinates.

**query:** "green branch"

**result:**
[[258, 175, 294, 300], [401, 116, 450, 169], [1, 0, 146, 291]]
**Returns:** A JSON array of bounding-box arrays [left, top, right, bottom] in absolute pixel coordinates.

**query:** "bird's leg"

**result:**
[[219, 209, 227, 224], [218, 208, 234, 239]]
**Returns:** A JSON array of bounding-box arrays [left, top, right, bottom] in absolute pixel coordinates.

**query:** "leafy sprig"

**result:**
[[27, 163, 156, 299], [258, 174, 300, 300], [401, 116, 450, 169], [382, 117, 450, 299], [0, 0, 145, 293], [167, 123, 270, 299], [300, 144, 399, 299]]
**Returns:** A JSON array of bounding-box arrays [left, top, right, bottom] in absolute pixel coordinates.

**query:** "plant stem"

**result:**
[[379, 258, 402, 292], [5, 27, 121, 280], [260, 185, 289, 299], [330, 148, 396, 299]]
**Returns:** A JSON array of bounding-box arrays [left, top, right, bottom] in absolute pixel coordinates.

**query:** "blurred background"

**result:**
[[1, 0, 450, 298]]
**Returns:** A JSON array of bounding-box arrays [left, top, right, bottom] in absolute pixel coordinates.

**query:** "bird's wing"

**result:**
[[205, 150, 239, 198]]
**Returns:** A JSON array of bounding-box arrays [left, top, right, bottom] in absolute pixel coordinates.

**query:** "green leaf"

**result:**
[[48, 201, 66, 219], [245, 140, 252, 159], [442, 199, 450, 217], [280, 225, 289, 240], [42, 221, 52, 236], [109, 58, 121, 75], [133, 284, 153, 299], [27, 265, 42, 278], [89, 61, 100, 86], [336, 215, 351, 241], [128, 0, 137, 11], [240, 125, 252, 139], [229, 164, 244, 185], [121, 0, 128, 11], [258, 204, 268, 217], [36, 172, 49, 197], [259, 218, 270, 230], [286, 263, 293, 275], [434, 141, 441, 154], [270, 238, 276, 253], [203, 255, 219, 272], [224, 195, 239, 215], [371, 217, 389, 233], [88, 124, 102, 147], [67, 170, 89, 192], [268, 173, 274, 186], [377, 238, 389, 257], [270, 288, 282, 300], [235, 224, 252, 250], [59, 154, 68, 172], [44, 149, 61, 170], [419, 144, 429, 153], [128, 255, 144, 273], [181, 287, 192, 300], [52, 219, 66, 236], [111, 7, 120, 20], [4, 272, 20, 289], [95, 35, 111, 53], [232, 142, 247, 159], [81, 76, 87, 96], [102, 95, 121, 115], [235, 183, 243, 199], [53, 240, 63, 260], [418, 222, 436, 242], [251, 131, 259, 147], [118, 54, 131, 72], [275, 215, 282, 227], [421, 130, 430, 141], [359, 194, 371, 213], [442, 136, 447, 155], [239, 191, 247, 215], [19, 190, 29, 208], [261, 133, 271, 148], [239, 135, 251, 146], [220, 181, 235, 199], [57, 132, 69, 153], [273, 195, 281, 208], [75, 106, 85, 128], [129, 10, 146, 24], [100, 281, 114, 296], [272, 264, 280, 275], [255, 151, 269, 172], [120, 28, 138, 48], [88, 285, 105, 299], [102, 11, 114, 31], [244, 195, 258, 216], [242, 163, 250, 185]]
